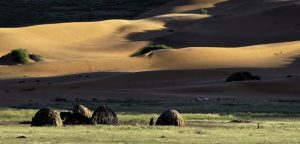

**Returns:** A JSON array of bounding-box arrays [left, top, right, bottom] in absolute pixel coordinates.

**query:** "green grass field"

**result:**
[[0, 106, 299, 144]]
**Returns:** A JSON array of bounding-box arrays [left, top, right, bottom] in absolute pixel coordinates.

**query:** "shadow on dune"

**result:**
[[128, 0, 300, 48], [0, 54, 17, 65], [1, 65, 300, 114], [0, 0, 169, 27], [1, 57, 300, 107]]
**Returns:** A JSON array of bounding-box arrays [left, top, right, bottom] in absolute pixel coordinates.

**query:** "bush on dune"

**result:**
[[0, 48, 44, 65], [10, 48, 30, 64]]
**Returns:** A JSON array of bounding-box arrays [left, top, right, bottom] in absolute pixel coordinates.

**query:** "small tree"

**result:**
[[10, 48, 30, 64]]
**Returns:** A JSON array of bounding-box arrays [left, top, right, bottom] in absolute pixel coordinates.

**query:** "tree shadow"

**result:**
[[127, 0, 300, 48]]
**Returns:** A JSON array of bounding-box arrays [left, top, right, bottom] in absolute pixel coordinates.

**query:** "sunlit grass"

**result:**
[[0, 108, 299, 143], [0, 121, 299, 144]]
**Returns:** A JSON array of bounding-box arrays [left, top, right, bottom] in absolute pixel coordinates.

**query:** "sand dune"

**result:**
[[149, 41, 300, 69], [0, 0, 300, 106], [138, 1, 300, 48], [0, 20, 164, 59], [0, 40, 299, 77]]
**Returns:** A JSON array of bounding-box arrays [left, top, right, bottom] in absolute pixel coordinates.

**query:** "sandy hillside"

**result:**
[[0, 0, 300, 106]]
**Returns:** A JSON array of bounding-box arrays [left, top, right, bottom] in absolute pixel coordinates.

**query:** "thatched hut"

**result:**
[[92, 106, 118, 125], [156, 109, 185, 126], [72, 105, 93, 124], [60, 111, 73, 125], [31, 108, 63, 127]]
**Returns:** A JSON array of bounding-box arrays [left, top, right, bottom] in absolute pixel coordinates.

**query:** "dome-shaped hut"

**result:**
[[72, 105, 93, 124], [156, 109, 185, 126], [92, 106, 118, 125], [31, 108, 63, 127]]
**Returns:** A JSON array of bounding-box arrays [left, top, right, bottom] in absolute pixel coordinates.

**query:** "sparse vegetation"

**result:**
[[199, 8, 208, 15], [10, 48, 30, 64], [139, 44, 172, 55]]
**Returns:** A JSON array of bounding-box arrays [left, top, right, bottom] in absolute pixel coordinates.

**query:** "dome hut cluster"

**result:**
[[31, 106, 185, 127], [31, 105, 118, 127]]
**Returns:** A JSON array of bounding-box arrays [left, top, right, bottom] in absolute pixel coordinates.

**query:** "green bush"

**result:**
[[10, 48, 30, 64], [139, 45, 172, 55]]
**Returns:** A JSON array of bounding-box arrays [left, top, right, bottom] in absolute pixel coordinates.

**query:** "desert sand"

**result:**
[[0, 0, 300, 106]]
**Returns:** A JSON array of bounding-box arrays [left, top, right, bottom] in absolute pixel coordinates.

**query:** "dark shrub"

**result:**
[[10, 48, 30, 64], [139, 44, 172, 55], [31, 108, 63, 127], [226, 72, 261, 82], [156, 109, 185, 126], [92, 106, 118, 125]]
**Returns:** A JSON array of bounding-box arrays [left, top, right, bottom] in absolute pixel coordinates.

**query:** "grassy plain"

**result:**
[[0, 101, 299, 144]]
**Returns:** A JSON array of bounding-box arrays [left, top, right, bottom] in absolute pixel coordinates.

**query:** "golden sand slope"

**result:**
[[149, 41, 300, 70], [0, 0, 299, 76], [0, 40, 299, 77], [0, 19, 165, 59], [0, 0, 300, 76], [0, 12, 299, 76], [1, 22, 300, 74]]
